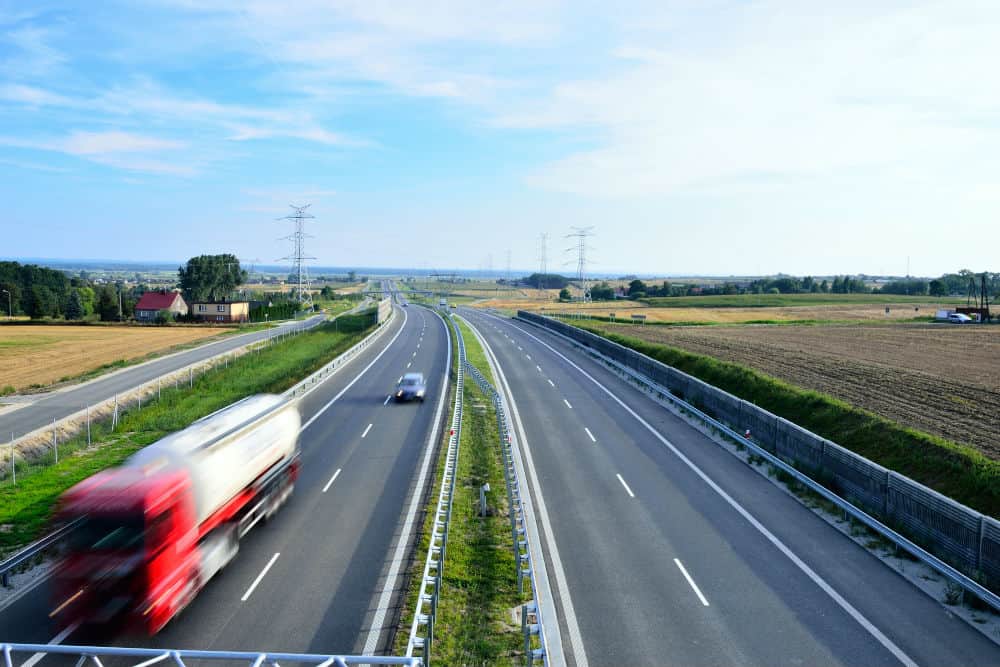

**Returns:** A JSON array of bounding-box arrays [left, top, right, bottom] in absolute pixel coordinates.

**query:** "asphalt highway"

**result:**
[[459, 307, 1000, 667], [1, 315, 328, 440], [0, 303, 450, 660]]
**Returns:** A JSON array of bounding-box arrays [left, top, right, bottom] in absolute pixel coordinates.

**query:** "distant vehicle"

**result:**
[[946, 313, 972, 324], [51, 395, 301, 635], [439, 298, 447, 307], [395, 372, 426, 402], [934, 309, 954, 321], [450, 304, 457, 309]]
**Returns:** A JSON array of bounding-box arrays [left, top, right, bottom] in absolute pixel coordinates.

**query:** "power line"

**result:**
[[277, 204, 316, 307], [565, 226, 595, 302]]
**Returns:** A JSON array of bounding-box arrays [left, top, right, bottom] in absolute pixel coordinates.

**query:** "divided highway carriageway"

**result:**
[[0, 303, 450, 661], [458, 306, 999, 667]]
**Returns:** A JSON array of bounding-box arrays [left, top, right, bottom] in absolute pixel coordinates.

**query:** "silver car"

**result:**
[[395, 372, 426, 402]]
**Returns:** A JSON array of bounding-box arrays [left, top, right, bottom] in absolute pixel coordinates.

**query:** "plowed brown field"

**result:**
[[0, 325, 230, 391], [591, 322, 1000, 458]]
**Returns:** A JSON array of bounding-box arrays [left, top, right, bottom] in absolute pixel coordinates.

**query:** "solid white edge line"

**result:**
[[21, 621, 80, 667], [322, 468, 342, 493], [616, 473, 636, 498], [674, 558, 710, 607], [584, 427, 596, 443], [362, 308, 451, 654], [460, 312, 577, 667], [301, 308, 409, 432], [502, 316, 919, 667], [241, 552, 280, 602], [563, 398, 573, 409], [362, 423, 373, 438]]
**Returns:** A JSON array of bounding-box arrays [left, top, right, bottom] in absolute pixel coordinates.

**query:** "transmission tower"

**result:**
[[538, 233, 548, 296], [565, 226, 595, 302], [277, 204, 316, 307], [505, 249, 511, 296]]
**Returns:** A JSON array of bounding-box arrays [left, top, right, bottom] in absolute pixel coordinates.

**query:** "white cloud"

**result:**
[[0, 130, 191, 175]]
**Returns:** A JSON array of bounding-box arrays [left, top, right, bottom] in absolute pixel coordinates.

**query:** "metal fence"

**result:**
[[456, 318, 548, 667], [405, 315, 464, 664], [0, 643, 420, 667], [516, 311, 1000, 612]]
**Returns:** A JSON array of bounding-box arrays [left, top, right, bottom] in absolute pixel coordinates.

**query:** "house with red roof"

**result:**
[[134, 291, 188, 322]]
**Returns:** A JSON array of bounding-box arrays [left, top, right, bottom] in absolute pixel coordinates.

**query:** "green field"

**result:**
[[640, 293, 956, 308]]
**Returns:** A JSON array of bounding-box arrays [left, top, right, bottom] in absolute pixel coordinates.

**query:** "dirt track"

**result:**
[[595, 322, 1000, 459]]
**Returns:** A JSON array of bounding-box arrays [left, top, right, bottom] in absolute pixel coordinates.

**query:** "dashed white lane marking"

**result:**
[[362, 423, 373, 438], [322, 468, 342, 493], [547, 379, 555, 387], [406, 362, 411, 368], [674, 558, 710, 606], [241, 552, 280, 601], [616, 474, 635, 498], [384, 394, 392, 405], [502, 317, 919, 667], [526, 354, 531, 360], [563, 398, 573, 409], [21, 622, 80, 667], [584, 427, 596, 442], [536, 365, 542, 372], [413, 351, 417, 357]]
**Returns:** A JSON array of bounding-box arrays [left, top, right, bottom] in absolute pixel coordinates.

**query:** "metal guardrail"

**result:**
[[455, 318, 547, 667], [0, 518, 81, 587], [405, 315, 464, 664], [0, 643, 420, 667], [517, 312, 1000, 615]]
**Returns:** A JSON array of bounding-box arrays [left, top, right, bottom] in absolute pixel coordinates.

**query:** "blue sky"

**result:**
[[1, 1, 998, 277]]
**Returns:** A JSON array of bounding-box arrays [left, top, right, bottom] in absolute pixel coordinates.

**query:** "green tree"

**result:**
[[627, 279, 647, 297], [558, 287, 571, 301], [65, 289, 84, 320], [76, 286, 95, 315], [929, 279, 947, 296], [24, 285, 59, 319], [96, 284, 120, 321], [178, 254, 247, 302], [590, 282, 614, 300]]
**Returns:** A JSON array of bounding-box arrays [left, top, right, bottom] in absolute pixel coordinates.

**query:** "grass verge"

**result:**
[[394, 318, 527, 665], [0, 310, 376, 555], [640, 293, 955, 308], [569, 320, 1000, 518]]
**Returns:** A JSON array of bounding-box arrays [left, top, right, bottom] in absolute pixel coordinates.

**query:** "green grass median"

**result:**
[[394, 316, 527, 665]]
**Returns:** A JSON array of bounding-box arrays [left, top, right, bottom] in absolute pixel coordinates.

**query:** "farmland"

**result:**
[[582, 321, 1000, 459], [0, 325, 231, 391], [477, 294, 948, 324]]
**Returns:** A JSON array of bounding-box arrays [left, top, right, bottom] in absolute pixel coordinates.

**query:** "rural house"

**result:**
[[134, 291, 188, 321], [191, 300, 250, 323]]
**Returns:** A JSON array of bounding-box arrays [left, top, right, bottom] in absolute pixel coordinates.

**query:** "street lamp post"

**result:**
[[1, 289, 10, 320]]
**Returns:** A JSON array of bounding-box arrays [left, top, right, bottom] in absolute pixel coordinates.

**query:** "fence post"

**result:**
[[113, 394, 119, 430], [86, 405, 91, 445], [189, 367, 193, 388], [52, 419, 58, 464], [9, 432, 14, 486], [158, 377, 161, 400], [138, 393, 142, 411]]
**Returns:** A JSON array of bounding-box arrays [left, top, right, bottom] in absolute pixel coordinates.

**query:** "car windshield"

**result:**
[[67, 514, 145, 551], [402, 378, 420, 386]]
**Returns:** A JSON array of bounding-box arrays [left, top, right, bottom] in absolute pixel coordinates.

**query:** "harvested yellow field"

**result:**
[[475, 297, 941, 323], [0, 325, 230, 391]]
